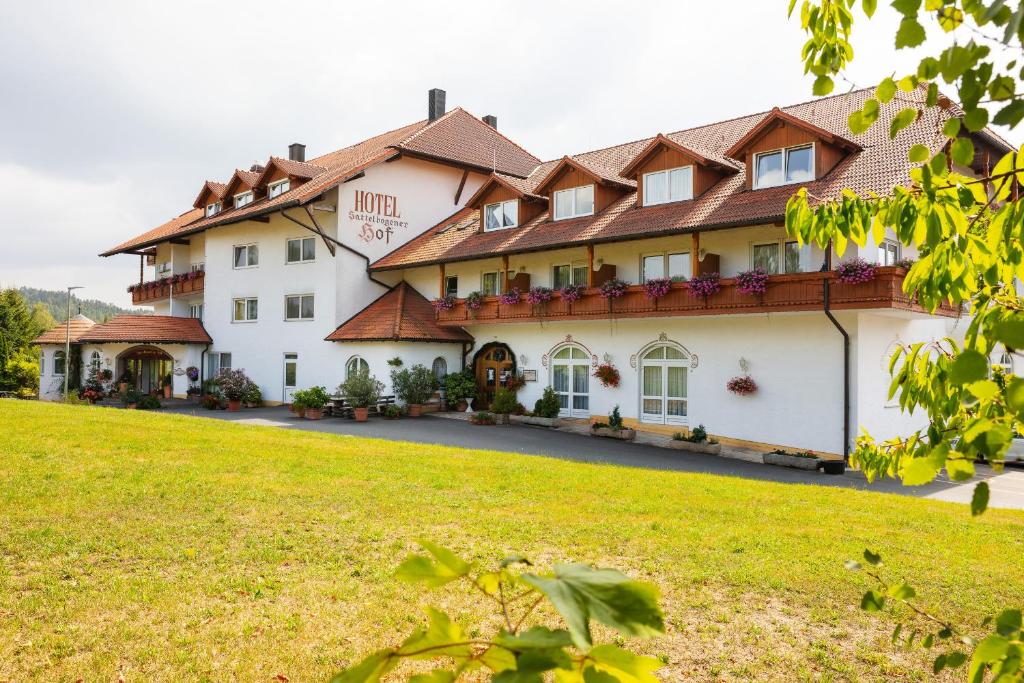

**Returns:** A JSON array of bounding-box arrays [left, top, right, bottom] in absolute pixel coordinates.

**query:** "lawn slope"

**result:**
[[1, 402, 1022, 681]]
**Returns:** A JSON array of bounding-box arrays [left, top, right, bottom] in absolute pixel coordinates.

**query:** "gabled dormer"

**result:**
[[222, 168, 262, 210], [725, 107, 861, 190], [254, 157, 325, 200], [533, 156, 635, 221], [465, 173, 547, 233], [621, 134, 739, 207], [193, 181, 227, 218]]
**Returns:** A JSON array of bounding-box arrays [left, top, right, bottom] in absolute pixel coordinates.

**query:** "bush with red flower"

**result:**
[[432, 295, 456, 312], [593, 363, 621, 388], [736, 268, 769, 296], [599, 278, 629, 299], [643, 277, 672, 300], [688, 272, 721, 299], [726, 375, 758, 395], [559, 283, 585, 303], [835, 257, 877, 285], [499, 288, 522, 305]]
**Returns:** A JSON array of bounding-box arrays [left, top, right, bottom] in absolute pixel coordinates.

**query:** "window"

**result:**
[[90, 351, 101, 369], [444, 276, 458, 297], [346, 355, 369, 379], [481, 271, 500, 296], [640, 344, 689, 425], [267, 179, 290, 199], [207, 352, 232, 379], [205, 201, 221, 218], [551, 345, 590, 417], [484, 200, 518, 231], [234, 191, 253, 209], [191, 262, 205, 273], [642, 252, 691, 282], [285, 294, 314, 320], [53, 350, 66, 376], [286, 237, 316, 264], [753, 144, 815, 189], [553, 185, 595, 220], [432, 357, 448, 380], [553, 263, 589, 289], [156, 261, 172, 276], [233, 297, 258, 322], [189, 304, 203, 320], [751, 240, 802, 274], [878, 239, 900, 266], [233, 244, 259, 268], [643, 167, 693, 205], [39, 349, 45, 375], [996, 350, 1014, 376]]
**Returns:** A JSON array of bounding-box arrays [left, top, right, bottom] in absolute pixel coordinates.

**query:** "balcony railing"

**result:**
[[434, 267, 959, 326], [130, 271, 205, 305]]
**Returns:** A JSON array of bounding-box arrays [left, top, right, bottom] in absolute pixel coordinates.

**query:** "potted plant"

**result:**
[[763, 448, 821, 470], [290, 390, 308, 418], [489, 387, 518, 425], [117, 371, 131, 395], [560, 283, 585, 304], [162, 373, 174, 399], [301, 386, 331, 420], [688, 272, 721, 303], [391, 364, 436, 417], [243, 382, 263, 408], [591, 405, 636, 440], [835, 257, 877, 284], [520, 386, 562, 427], [470, 410, 495, 425], [727, 375, 758, 395], [217, 368, 252, 412], [443, 369, 476, 411], [735, 268, 769, 297], [669, 424, 721, 455], [339, 370, 384, 422], [643, 277, 672, 301], [201, 393, 222, 410], [137, 394, 162, 410], [593, 363, 620, 388], [383, 404, 402, 419], [121, 389, 141, 410]]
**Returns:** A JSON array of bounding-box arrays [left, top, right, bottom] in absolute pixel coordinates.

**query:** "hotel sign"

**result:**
[[349, 190, 410, 246]]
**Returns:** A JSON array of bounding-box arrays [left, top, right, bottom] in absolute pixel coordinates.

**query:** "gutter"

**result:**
[[281, 207, 392, 291], [822, 245, 851, 464]]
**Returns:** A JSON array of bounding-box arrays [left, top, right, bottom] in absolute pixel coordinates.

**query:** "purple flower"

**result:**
[[736, 268, 769, 296], [526, 286, 553, 305], [688, 273, 721, 298], [836, 258, 877, 285], [432, 295, 456, 312], [599, 278, 630, 299], [643, 277, 672, 300], [499, 288, 522, 305], [560, 284, 585, 303], [466, 292, 483, 311]]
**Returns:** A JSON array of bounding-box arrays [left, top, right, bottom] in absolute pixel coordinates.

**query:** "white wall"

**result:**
[[332, 341, 465, 398]]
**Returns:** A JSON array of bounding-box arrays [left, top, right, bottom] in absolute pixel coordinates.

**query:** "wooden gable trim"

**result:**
[[724, 107, 861, 160], [222, 170, 257, 199], [621, 134, 736, 178], [465, 174, 524, 209], [192, 181, 226, 209], [533, 156, 632, 196]]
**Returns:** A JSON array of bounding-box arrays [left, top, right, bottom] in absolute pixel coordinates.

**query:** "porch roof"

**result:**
[[76, 315, 213, 344], [326, 281, 473, 343], [32, 314, 96, 344]]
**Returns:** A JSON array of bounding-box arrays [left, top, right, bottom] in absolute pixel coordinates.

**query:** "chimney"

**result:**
[[288, 143, 306, 162], [482, 115, 498, 129], [249, 163, 265, 173], [428, 88, 446, 122]]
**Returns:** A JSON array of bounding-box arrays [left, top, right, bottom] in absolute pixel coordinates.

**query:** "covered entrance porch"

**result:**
[[117, 345, 174, 395]]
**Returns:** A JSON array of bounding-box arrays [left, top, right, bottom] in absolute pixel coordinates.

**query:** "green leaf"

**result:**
[[908, 144, 930, 162], [890, 108, 919, 138], [902, 456, 941, 485], [995, 608, 1022, 637], [933, 653, 947, 673], [330, 649, 397, 683], [497, 627, 574, 651], [409, 671, 455, 683], [863, 0, 877, 16], [588, 644, 662, 683], [480, 645, 517, 673], [892, 0, 921, 16], [942, 118, 961, 138], [994, 318, 1024, 349], [501, 554, 533, 568], [950, 350, 989, 385], [395, 541, 471, 587], [877, 77, 897, 103], [521, 563, 665, 650], [887, 583, 916, 600], [945, 456, 976, 482], [494, 648, 573, 683], [398, 608, 472, 660], [861, 589, 886, 612], [971, 481, 990, 516], [945, 651, 967, 668], [971, 635, 1010, 679], [895, 16, 926, 48], [967, 380, 999, 401], [964, 107, 989, 132], [813, 75, 835, 96], [863, 549, 883, 566], [951, 137, 974, 166], [994, 100, 1024, 127]]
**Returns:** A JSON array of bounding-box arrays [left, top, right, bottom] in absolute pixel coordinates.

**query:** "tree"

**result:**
[[0, 289, 40, 394], [789, 0, 1024, 677], [30, 303, 57, 337]]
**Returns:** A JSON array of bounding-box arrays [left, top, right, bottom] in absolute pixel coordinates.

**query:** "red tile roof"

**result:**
[[102, 109, 541, 257], [32, 314, 96, 344], [192, 181, 227, 209], [372, 86, 1011, 270], [75, 315, 212, 344], [325, 282, 473, 343]]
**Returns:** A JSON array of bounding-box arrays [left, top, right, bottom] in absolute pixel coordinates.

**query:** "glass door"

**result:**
[[639, 345, 688, 425], [283, 353, 297, 403], [551, 346, 590, 417]]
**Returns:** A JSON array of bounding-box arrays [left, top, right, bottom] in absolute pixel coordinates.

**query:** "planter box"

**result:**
[[762, 452, 820, 470], [493, 413, 510, 425], [668, 440, 721, 455], [591, 427, 636, 441], [515, 415, 560, 428]]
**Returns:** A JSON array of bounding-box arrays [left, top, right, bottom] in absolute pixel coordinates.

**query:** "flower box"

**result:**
[[762, 452, 820, 470], [591, 426, 635, 440], [515, 415, 560, 428], [668, 440, 721, 455]]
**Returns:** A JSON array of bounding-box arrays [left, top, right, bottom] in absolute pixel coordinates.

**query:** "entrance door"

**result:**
[[551, 345, 590, 417], [640, 344, 688, 425], [283, 353, 298, 403], [474, 344, 515, 409]]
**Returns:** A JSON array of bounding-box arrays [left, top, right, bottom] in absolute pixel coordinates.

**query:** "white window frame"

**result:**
[[234, 191, 254, 209], [642, 166, 694, 206], [552, 184, 595, 221], [285, 236, 316, 264], [39, 349, 45, 375], [484, 199, 518, 231], [53, 350, 66, 376], [549, 344, 591, 418], [267, 179, 290, 199], [750, 239, 803, 275], [190, 262, 205, 273], [189, 303, 203, 320], [233, 243, 259, 269], [90, 350, 101, 369], [208, 352, 232, 379], [284, 293, 315, 321], [481, 271, 501, 296], [205, 201, 222, 218], [641, 251, 691, 282], [879, 239, 900, 266], [345, 355, 369, 380], [752, 143, 815, 190], [232, 297, 258, 323], [552, 262, 589, 289], [444, 276, 458, 297]]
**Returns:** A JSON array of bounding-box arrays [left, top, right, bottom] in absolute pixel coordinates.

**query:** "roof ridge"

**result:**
[[393, 281, 407, 338], [451, 107, 543, 166], [309, 118, 429, 164], [395, 107, 465, 147]]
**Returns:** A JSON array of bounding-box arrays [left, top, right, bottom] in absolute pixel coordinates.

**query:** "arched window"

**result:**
[[639, 343, 688, 425], [90, 351, 101, 369], [432, 357, 448, 380], [39, 349, 45, 375], [345, 355, 369, 379], [53, 350, 67, 376], [996, 350, 1014, 376], [550, 344, 590, 417]]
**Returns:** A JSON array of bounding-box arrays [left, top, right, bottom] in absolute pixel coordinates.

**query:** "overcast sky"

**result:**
[[1, 1, 1018, 308]]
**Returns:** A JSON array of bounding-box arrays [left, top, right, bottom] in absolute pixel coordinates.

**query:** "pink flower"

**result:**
[[643, 277, 672, 299]]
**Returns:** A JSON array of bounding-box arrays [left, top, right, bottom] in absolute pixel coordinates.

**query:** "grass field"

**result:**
[[1, 401, 1023, 681]]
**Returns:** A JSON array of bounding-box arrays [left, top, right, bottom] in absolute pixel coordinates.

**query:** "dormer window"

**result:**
[[267, 179, 290, 199], [643, 167, 693, 206], [205, 201, 221, 218], [553, 185, 594, 221], [234, 191, 253, 208], [753, 144, 814, 189], [484, 200, 518, 231]]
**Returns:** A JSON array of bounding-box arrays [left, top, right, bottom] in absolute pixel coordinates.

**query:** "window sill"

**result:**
[[752, 179, 813, 191], [552, 213, 594, 222], [232, 266, 259, 270], [231, 320, 258, 324], [285, 260, 316, 265], [643, 197, 694, 207], [284, 318, 315, 322]]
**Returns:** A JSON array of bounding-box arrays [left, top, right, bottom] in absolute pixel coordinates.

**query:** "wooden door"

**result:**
[[474, 345, 514, 409]]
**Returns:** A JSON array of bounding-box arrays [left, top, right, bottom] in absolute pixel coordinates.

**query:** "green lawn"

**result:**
[[1, 402, 1022, 681]]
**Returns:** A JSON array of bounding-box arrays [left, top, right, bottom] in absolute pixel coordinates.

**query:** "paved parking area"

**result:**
[[160, 404, 1024, 508]]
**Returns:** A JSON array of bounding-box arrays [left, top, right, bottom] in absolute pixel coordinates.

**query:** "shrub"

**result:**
[[688, 272, 721, 298], [201, 393, 221, 410], [608, 404, 625, 431], [338, 371, 384, 408], [137, 394, 162, 410], [384, 404, 402, 419], [560, 283, 585, 303], [243, 382, 262, 406], [470, 410, 495, 425], [599, 277, 629, 299], [593, 363, 620, 388], [643, 277, 672, 299], [391, 364, 437, 405], [490, 387, 518, 414], [533, 385, 561, 418], [835, 257, 877, 284], [386, 356, 403, 367], [443, 370, 476, 404], [736, 268, 769, 295], [217, 369, 253, 401], [121, 389, 141, 406], [674, 424, 711, 443], [301, 386, 332, 410], [504, 373, 526, 393]]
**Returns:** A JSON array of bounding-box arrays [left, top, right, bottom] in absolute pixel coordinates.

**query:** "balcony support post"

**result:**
[[139, 254, 144, 285], [439, 263, 446, 298], [691, 232, 700, 276], [501, 254, 509, 294], [587, 245, 595, 287]]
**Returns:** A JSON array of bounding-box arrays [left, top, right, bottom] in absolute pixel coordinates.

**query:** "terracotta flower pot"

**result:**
[[455, 400, 468, 412], [227, 399, 242, 412], [163, 385, 172, 399], [294, 407, 306, 418], [305, 408, 323, 420], [354, 407, 369, 422], [119, 382, 128, 394], [408, 404, 423, 417]]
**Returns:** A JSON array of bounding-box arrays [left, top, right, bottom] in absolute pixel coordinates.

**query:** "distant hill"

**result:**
[[17, 287, 148, 323]]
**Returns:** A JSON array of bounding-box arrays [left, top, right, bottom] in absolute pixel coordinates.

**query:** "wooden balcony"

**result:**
[[434, 267, 960, 326], [131, 271, 205, 306]]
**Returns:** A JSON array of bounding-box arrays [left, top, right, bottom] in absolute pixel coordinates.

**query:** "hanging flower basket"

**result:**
[[736, 268, 768, 296], [599, 278, 629, 299], [643, 277, 672, 300], [835, 257, 877, 284], [186, 366, 200, 382], [499, 287, 522, 305], [727, 375, 758, 395], [560, 283, 585, 304], [465, 291, 484, 312], [432, 295, 456, 312], [593, 363, 621, 388], [688, 273, 721, 300], [526, 286, 553, 306]]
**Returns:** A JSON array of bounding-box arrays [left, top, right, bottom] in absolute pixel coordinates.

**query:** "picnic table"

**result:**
[[326, 394, 396, 418]]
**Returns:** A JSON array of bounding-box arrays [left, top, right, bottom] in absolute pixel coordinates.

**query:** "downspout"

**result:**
[[281, 207, 392, 291], [822, 242, 851, 464]]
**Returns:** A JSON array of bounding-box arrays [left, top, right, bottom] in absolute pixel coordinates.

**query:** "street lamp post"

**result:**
[[64, 286, 83, 400]]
